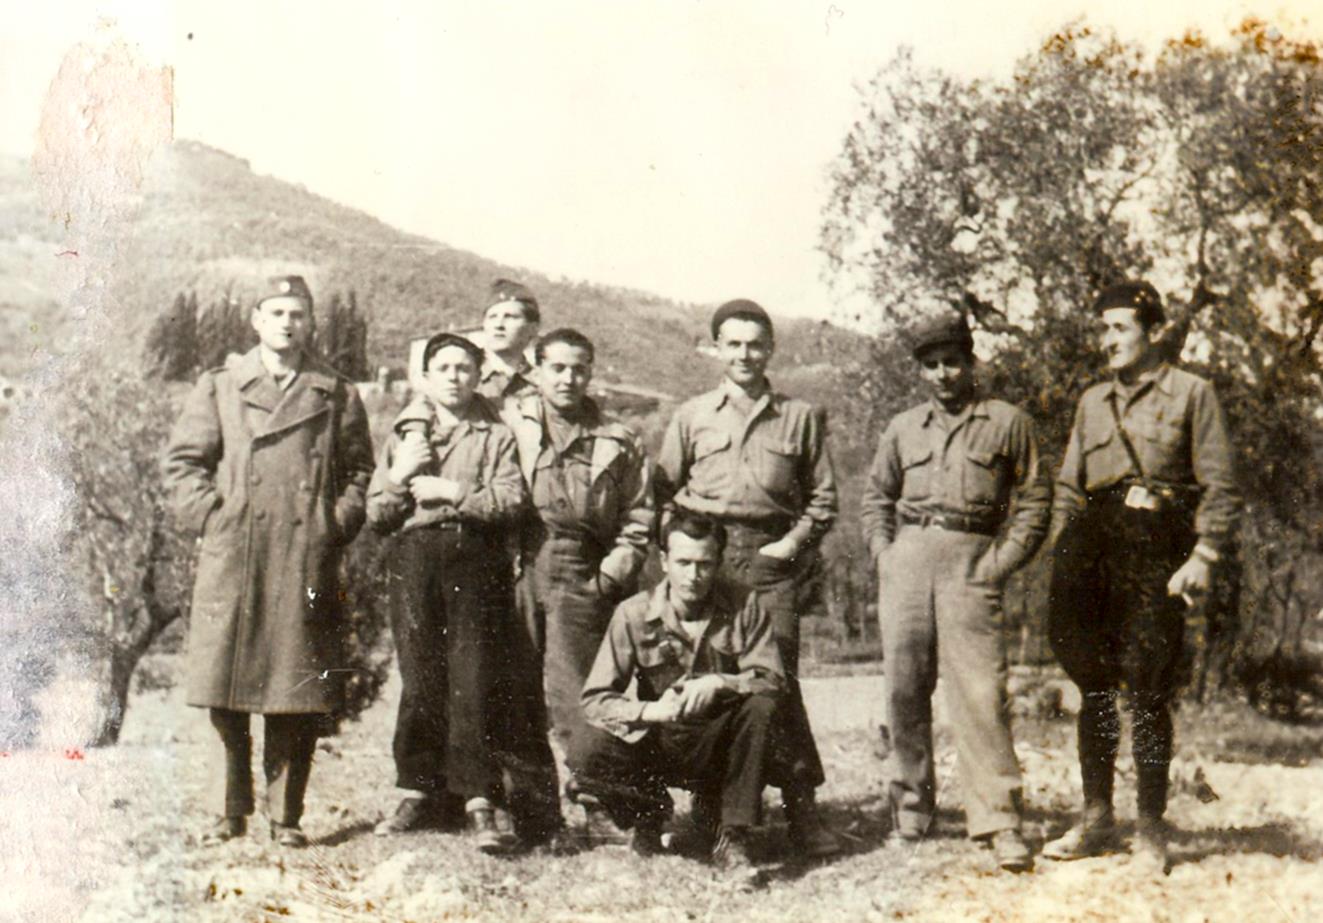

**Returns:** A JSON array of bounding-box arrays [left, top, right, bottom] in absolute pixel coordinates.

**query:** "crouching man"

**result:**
[[567, 512, 795, 880]]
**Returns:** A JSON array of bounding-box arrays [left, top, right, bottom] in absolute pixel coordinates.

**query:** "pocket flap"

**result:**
[[1083, 431, 1114, 453], [694, 430, 732, 460], [967, 448, 1001, 468], [901, 448, 934, 469]]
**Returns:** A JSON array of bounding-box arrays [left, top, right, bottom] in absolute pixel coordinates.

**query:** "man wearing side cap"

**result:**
[[163, 275, 374, 848], [655, 299, 841, 858], [477, 278, 541, 401], [859, 310, 1049, 872], [1043, 282, 1239, 871]]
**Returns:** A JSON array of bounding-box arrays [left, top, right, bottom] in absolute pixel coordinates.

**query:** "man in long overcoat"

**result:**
[[162, 275, 374, 847]]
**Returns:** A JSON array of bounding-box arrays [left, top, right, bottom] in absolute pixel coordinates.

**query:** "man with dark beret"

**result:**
[[859, 310, 1049, 872], [366, 332, 529, 853], [655, 298, 841, 858], [1043, 282, 1239, 871], [163, 275, 374, 848]]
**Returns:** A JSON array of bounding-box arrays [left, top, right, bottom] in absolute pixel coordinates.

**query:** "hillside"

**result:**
[[0, 141, 868, 407]]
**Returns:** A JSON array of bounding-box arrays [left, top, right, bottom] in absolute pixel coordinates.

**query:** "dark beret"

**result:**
[[488, 278, 540, 323], [421, 332, 485, 370], [258, 275, 313, 307], [710, 298, 774, 339], [1093, 281, 1164, 327], [911, 311, 973, 358]]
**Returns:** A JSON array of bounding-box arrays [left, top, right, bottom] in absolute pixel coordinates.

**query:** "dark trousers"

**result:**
[[1048, 496, 1193, 819], [716, 521, 826, 790], [387, 525, 507, 801], [568, 694, 780, 829], [209, 708, 319, 826]]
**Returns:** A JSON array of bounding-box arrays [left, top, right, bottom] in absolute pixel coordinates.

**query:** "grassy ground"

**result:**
[[3, 667, 1321, 923]]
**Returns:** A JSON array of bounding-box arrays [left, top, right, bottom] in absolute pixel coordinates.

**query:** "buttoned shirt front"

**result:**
[[366, 394, 527, 534], [581, 578, 786, 742], [655, 377, 838, 548], [860, 397, 1051, 567], [1054, 363, 1239, 550]]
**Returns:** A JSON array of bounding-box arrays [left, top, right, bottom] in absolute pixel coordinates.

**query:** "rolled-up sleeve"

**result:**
[[994, 409, 1051, 570]]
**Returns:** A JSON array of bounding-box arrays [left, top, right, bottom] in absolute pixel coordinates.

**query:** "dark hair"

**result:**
[[661, 510, 727, 555], [535, 327, 596, 364], [1093, 281, 1165, 330], [422, 333, 484, 370]]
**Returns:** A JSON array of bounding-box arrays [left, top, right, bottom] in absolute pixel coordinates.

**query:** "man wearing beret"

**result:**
[[1043, 282, 1239, 871], [859, 310, 1049, 872], [655, 299, 841, 858], [366, 333, 530, 853], [477, 278, 541, 401], [163, 275, 374, 848]]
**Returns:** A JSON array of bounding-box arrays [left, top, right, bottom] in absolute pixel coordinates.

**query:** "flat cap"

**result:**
[[421, 332, 485, 370], [911, 310, 973, 358], [488, 278, 540, 323], [259, 275, 313, 307], [1093, 281, 1164, 326], [710, 298, 774, 339]]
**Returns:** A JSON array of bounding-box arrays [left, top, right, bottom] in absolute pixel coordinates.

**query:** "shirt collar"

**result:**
[[920, 396, 988, 428], [644, 577, 740, 634], [482, 349, 530, 381], [1102, 361, 1173, 401], [707, 377, 781, 414]]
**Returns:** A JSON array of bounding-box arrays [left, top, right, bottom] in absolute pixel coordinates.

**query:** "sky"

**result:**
[[1, 0, 1315, 319]]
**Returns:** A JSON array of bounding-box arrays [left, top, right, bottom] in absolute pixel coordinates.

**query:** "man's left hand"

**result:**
[[409, 476, 463, 506], [758, 536, 800, 561], [675, 674, 729, 719], [1167, 555, 1212, 606]]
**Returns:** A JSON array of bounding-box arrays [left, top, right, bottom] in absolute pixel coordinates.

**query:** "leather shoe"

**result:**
[[785, 790, 842, 858], [374, 795, 462, 836], [1133, 817, 1171, 876], [269, 822, 309, 848], [711, 826, 763, 887], [1042, 809, 1120, 861], [468, 805, 513, 855], [199, 815, 246, 846], [991, 829, 1033, 872]]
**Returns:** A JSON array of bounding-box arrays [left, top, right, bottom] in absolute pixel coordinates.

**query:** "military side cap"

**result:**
[[911, 310, 973, 358], [710, 298, 774, 339], [488, 278, 540, 322], [422, 332, 485, 370], [1093, 281, 1164, 326], [259, 275, 313, 307]]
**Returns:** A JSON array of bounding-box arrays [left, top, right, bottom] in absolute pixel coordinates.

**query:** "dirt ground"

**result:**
[[3, 667, 1321, 923]]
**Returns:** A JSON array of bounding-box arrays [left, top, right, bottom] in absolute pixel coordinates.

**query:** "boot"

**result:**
[[269, 821, 309, 848], [1042, 802, 1119, 861], [784, 788, 842, 858], [1133, 816, 1171, 876], [711, 826, 763, 888], [466, 798, 512, 855], [374, 794, 464, 835]]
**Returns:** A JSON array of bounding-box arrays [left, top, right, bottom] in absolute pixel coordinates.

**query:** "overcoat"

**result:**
[[162, 348, 374, 713]]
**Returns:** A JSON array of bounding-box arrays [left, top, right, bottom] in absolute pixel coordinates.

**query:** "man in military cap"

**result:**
[[655, 298, 841, 858], [501, 327, 654, 837], [859, 309, 1049, 872], [163, 275, 374, 847], [1043, 282, 1239, 871], [477, 278, 541, 401]]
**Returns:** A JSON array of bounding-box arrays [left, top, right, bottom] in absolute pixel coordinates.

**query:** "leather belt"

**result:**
[[899, 510, 998, 537]]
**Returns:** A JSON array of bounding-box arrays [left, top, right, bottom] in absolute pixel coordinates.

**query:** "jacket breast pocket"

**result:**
[[689, 430, 733, 497], [1135, 422, 1187, 479], [963, 447, 1007, 507], [899, 448, 935, 501], [637, 639, 683, 688], [754, 438, 799, 493]]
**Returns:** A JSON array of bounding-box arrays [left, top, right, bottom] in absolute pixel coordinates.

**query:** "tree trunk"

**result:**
[[91, 647, 137, 747]]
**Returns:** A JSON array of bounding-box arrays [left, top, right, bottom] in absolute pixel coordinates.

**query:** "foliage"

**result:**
[[821, 19, 1323, 709], [59, 361, 193, 745]]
